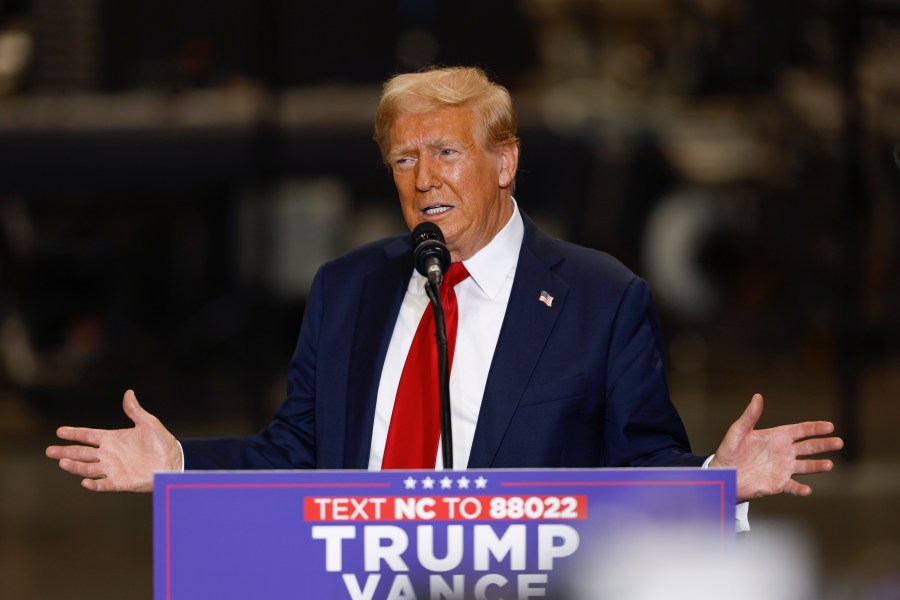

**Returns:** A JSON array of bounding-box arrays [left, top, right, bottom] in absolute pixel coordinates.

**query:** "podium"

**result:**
[[154, 468, 735, 599]]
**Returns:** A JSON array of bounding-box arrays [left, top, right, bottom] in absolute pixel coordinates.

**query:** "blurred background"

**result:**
[[0, 0, 898, 598]]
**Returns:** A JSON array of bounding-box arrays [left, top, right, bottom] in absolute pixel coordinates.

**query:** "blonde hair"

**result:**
[[374, 66, 519, 164]]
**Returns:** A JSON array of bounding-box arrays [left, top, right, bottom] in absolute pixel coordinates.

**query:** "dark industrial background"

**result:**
[[0, 1, 898, 598]]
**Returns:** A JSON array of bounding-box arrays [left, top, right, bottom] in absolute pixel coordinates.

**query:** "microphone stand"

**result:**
[[424, 280, 453, 470]]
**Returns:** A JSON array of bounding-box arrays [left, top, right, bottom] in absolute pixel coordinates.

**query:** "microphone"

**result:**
[[411, 222, 450, 286]]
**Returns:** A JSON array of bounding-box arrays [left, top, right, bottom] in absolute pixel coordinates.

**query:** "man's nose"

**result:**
[[415, 156, 440, 192]]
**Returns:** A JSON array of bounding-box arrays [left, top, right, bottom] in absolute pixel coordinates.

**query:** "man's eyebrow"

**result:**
[[427, 137, 463, 148], [387, 146, 415, 161], [388, 137, 467, 161]]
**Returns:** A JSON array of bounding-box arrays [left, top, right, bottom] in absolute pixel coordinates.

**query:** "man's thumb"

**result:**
[[123, 389, 150, 426], [736, 393, 764, 433]]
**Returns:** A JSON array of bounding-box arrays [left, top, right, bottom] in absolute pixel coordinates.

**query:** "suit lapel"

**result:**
[[468, 216, 569, 467], [343, 237, 413, 468]]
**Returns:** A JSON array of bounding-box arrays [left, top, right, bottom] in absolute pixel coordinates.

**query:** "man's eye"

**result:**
[[439, 148, 457, 156]]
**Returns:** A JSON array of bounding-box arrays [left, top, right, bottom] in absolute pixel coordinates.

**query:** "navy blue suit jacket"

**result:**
[[181, 214, 705, 470]]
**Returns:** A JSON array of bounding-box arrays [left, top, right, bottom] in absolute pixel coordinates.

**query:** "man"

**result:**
[[47, 67, 841, 508]]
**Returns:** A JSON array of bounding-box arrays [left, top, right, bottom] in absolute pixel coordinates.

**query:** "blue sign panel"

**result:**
[[154, 468, 735, 599]]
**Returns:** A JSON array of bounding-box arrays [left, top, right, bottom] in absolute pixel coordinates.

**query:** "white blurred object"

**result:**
[[642, 188, 721, 320], [571, 520, 817, 600]]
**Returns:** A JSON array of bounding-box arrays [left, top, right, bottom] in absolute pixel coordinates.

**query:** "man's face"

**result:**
[[387, 106, 518, 262]]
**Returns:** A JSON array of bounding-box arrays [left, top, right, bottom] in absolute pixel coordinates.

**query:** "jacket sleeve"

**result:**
[[602, 277, 706, 468]]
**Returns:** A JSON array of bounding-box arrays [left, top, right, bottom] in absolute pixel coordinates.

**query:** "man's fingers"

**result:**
[[46, 444, 99, 463], [83, 475, 151, 493], [45, 445, 66, 459], [55, 426, 104, 446], [812, 421, 836, 436], [58, 457, 106, 478], [794, 436, 843, 457], [794, 458, 834, 475], [782, 479, 813, 497], [82, 477, 114, 492], [790, 420, 836, 440]]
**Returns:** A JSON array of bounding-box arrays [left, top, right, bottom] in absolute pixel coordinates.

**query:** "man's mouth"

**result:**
[[424, 205, 452, 216]]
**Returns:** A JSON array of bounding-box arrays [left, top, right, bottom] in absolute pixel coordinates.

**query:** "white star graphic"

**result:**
[[421, 476, 435, 490], [440, 476, 454, 489], [403, 477, 417, 490], [457, 476, 471, 489], [474, 476, 488, 489]]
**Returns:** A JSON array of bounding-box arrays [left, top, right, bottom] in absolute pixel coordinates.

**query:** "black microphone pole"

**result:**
[[411, 222, 453, 469], [424, 280, 453, 470]]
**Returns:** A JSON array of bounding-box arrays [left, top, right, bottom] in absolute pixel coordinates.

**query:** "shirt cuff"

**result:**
[[703, 454, 751, 532], [177, 440, 186, 472], [735, 501, 750, 532]]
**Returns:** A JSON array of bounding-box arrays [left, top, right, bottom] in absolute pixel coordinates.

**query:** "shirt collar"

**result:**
[[414, 199, 523, 300]]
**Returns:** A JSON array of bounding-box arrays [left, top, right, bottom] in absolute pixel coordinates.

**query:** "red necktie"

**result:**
[[382, 262, 470, 469]]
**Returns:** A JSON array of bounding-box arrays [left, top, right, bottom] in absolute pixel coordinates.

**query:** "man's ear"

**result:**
[[497, 143, 519, 189]]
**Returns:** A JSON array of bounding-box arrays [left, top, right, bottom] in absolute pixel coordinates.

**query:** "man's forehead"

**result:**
[[389, 107, 479, 150]]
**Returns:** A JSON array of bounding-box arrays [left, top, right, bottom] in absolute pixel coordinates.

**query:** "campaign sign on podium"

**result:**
[[154, 468, 735, 599]]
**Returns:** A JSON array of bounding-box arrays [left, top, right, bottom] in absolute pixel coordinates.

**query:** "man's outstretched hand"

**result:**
[[710, 393, 843, 501], [46, 390, 182, 492]]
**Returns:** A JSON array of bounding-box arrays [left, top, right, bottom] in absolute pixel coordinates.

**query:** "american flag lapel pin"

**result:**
[[539, 290, 554, 307]]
